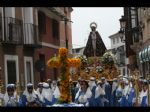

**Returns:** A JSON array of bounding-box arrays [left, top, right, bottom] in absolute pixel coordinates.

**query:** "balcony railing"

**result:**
[[0, 17, 23, 44], [23, 23, 39, 47], [0, 17, 40, 48]]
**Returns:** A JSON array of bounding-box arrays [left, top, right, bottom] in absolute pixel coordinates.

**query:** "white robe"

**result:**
[[75, 87, 92, 106], [3, 92, 19, 106], [23, 88, 38, 103], [138, 90, 148, 105], [41, 87, 53, 102], [53, 86, 60, 99], [95, 85, 105, 99]]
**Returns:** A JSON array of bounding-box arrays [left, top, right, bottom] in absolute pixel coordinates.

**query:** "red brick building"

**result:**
[[0, 7, 73, 89]]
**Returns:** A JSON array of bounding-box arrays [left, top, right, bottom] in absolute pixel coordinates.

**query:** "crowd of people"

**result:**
[[0, 75, 149, 107]]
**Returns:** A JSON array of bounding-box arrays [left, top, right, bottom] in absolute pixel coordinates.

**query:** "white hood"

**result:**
[[75, 87, 92, 103], [3, 92, 19, 106], [95, 85, 105, 98], [23, 88, 37, 103], [139, 89, 148, 105], [53, 86, 60, 99], [41, 87, 53, 102], [112, 82, 118, 94], [36, 88, 44, 102], [88, 81, 96, 90]]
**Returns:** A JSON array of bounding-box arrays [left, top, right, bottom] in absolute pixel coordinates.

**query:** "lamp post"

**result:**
[[61, 17, 73, 49], [119, 15, 127, 43]]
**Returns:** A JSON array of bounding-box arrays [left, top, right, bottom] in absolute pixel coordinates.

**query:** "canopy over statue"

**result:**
[[83, 22, 107, 57]]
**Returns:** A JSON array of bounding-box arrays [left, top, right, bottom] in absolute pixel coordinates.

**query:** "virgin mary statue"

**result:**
[[83, 22, 107, 57]]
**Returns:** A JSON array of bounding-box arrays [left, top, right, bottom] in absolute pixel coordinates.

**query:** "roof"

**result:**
[[108, 32, 120, 39]]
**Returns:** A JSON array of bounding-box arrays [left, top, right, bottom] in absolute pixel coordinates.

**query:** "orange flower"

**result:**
[[67, 58, 81, 67], [59, 47, 68, 57]]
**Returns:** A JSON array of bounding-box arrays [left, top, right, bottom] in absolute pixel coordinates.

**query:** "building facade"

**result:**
[[0, 7, 73, 89], [109, 32, 128, 76], [137, 7, 150, 78], [34, 7, 73, 85]]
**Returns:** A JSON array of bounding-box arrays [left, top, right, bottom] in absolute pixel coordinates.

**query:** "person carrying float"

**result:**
[[74, 80, 92, 106], [138, 79, 148, 107], [115, 79, 123, 106], [88, 77, 97, 106], [127, 77, 136, 106], [101, 77, 111, 106], [2, 84, 21, 107], [21, 83, 40, 107], [40, 82, 54, 107], [36, 82, 43, 105], [52, 79, 61, 104], [110, 78, 118, 106], [94, 80, 105, 106], [119, 78, 129, 107]]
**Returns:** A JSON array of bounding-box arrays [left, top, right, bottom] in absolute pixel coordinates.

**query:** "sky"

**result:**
[[71, 7, 123, 49]]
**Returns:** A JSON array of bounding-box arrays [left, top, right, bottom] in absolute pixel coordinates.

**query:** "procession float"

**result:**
[[46, 22, 119, 106]]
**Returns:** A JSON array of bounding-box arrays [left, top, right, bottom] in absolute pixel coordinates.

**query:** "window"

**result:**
[[130, 7, 138, 28], [38, 11, 46, 34], [4, 55, 19, 86], [7, 60, 17, 84], [24, 57, 34, 85], [26, 61, 32, 83], [113, 38, 115, 44], [52, 19, 59, 39], [117, 37, 119, 43]]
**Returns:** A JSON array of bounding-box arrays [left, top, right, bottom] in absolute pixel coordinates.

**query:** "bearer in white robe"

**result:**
[[3, 84, 20, 107], [75, 80, 92, 106], [88, 77, 97, 106], [95, 81, 105, 106], [21, 83, 40, 106], [41, 82, 53, 106]]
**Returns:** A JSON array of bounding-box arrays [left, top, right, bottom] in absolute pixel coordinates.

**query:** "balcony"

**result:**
[[47, 7, 66, 18], [23, 23, 41, 48], [0, 17, 23, 45]]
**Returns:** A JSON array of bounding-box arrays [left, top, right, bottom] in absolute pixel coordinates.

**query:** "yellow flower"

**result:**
[[67, 58, 81, 67], [59, 47, 68, 57]]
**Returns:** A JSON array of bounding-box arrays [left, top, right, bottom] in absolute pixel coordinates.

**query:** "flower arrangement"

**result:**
[[47, 56, 61, 68], [47, 47, 81, 104], [101, 52, 114, 66], [76, 55, 88, 70], [59, 47, 68, 57], [67, 58, 81, 67]]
